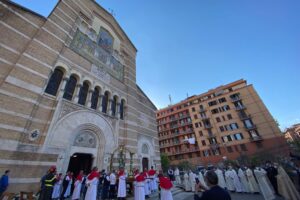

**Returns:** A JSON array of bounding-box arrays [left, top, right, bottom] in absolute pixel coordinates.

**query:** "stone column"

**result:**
[[87, 89, 94, 107], [58, 76, 69, 98], [116, 102, 120, 119], [73, 83, 82, 103], [97, 94, 104, 112], [107, 99, 113, 115]]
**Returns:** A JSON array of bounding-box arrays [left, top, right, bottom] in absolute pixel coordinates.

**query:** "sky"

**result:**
[[11, 0, 300, 130]]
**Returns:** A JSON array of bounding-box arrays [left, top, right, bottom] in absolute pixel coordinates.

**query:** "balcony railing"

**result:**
[[245, 125, 257, 131], [169, 147, 200, 155], [250, 135, 263, 142], [235, 105, 246, 111], [199, 108, 206, 113], [204, 124, 213, 129], [209, 143, 220, 149], [200, 115, 209, 120], [207, 133, 216, 138], [231, 96, 241, 102], [239, 114, 251, 120]]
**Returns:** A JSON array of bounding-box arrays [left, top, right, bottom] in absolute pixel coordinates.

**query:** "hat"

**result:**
[[49, 166, 56, 172]]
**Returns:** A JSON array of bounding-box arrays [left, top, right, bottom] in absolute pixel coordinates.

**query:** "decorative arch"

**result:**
[[63, 74, 78, 100], [111, 95, 118, 116], [102, 90, 110, 113], [91, 87, 100, 110], [45, 67, 64, 96], [78, 80, 91, 105]]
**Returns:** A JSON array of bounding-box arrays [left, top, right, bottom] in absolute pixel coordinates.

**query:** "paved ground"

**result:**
[[173, 191, 284, 200]]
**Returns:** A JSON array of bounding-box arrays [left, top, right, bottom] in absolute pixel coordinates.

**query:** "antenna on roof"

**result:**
[[187, 93, 189, 98], [169, 94, 172, 106], [108, 8, 116, 17]]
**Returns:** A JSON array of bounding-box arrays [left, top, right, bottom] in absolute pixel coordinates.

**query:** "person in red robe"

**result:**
[[135, 170, 145, 200], [148, 166, 157, 192], [159, 176, 173, 200], [142, 168, 150, 198], [117, 168, 127, 199]]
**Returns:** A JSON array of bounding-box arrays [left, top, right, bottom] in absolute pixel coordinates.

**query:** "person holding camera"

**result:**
[[194, 170, 231, 200]]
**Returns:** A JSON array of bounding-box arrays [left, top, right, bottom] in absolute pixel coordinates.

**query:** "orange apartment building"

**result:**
[[156, 80, 288, 166]]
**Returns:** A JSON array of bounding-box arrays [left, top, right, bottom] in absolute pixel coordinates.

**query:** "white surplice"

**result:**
[[161, 188, 173, 200], [189, 172, 196, 192], [135, 181, 145, 200], [230, 169, 243, 193], [72, 180, 82, 200], [246, 168, 260, 193], [277, 166, 300, 200], [52, 179, 62, 199], [198, 172, 208, 189], [254, 168, 275, 200], [183, 173, 191, 191], [215, 169, 227, 189], [117, 174, 127, 197], [64, 176, 72, 197], [238, 168, 250, 193], [144, 173, 150, 195], [84, 177, 99, 200], [225, 170, 235, 191]]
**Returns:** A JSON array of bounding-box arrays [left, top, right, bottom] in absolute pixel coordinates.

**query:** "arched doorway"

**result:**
[[67, 153, 93, 176], [142, 157, 149, 170]]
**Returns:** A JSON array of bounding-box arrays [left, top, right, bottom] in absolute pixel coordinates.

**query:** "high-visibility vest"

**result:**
[[45, 174, 56, 187]]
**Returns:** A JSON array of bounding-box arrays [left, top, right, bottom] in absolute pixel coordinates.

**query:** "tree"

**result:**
[[178, 160, 194, 171], [160, 153, 170, 172]]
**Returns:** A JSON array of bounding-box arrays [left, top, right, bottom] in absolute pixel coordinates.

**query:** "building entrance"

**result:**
[[67, 153, 93, 176], [142, 157, 149, 170]]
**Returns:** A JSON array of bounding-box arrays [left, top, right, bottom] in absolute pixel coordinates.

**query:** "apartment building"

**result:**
[[156, 80, 288, 166]]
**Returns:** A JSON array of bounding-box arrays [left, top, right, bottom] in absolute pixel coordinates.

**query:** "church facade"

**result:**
[[0, 0, 160, 192]]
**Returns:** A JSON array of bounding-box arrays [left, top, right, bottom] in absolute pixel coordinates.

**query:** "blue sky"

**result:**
[[12, 0, 300, 130]]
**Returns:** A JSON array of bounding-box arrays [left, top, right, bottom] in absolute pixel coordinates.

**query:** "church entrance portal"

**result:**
[[67, 153, 93, 176], [142, 157, 149, 170]]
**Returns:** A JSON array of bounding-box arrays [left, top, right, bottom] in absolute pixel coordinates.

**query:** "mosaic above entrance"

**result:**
[[70, 29, 124, 82]]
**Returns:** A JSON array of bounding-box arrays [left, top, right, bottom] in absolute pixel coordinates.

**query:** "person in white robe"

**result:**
[[72, 170, 83, 200], [117, 169, 127, 199], [276, 165, 300, 200], [142, 169, 151, 197], [85, 167, 99, 200], [225, 168, 235, 192], [238, 167, 250, 193], [134, 171, 145, 200], [148, 166, 156, 192], [52, 173, 62, 199], [229, 167, 243, 193], [174, 168, 181, 185], [64, 172, 73, 198], [215, 168, 227, 189], [197, 171, 208, 190], [245, 167, 260, 193], [189, 170, 196, 192], [183, 172, 191, 191], [254, 167, 275, 200], [159, 176, 173, 200]]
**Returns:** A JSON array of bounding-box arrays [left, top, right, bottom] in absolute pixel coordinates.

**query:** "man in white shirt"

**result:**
[[109, 170, 116, 199]]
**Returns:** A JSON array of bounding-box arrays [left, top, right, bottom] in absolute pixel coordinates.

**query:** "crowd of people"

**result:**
[[168, 161, 300, 200], [38, 166, 174, 200]]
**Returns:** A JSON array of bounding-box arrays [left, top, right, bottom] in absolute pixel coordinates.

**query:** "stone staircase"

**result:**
[[127, 186, 184, 200]]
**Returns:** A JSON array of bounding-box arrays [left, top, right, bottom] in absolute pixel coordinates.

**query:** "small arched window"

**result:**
[[45, 68, 64, 96], [120, 99, 125, 120], [91, 87, 100, 110], [63, 75, 77, 100], [78, 81, 89, 105], [111, 96, 117, 116], [102, 91, 109, 113]]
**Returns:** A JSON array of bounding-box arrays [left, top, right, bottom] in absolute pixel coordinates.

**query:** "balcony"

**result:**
[[235, 105, 246, 111], [231, 96, 241, 102], [204, 124, 213, 129], [200, 115, 209, 120], [178, 129, 194, 136], [199, 108, 206, 113], [179, 114, 189, 119], [171, 147, 200, 155], [207, 133, 216, 138], [250, 135, 263, 142], [209, 143, 220, 149], [245, 125, 257, 131], [239, 114, 251, 120]]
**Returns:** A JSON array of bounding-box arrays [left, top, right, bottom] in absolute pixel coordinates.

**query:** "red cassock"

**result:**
[[148, 169, 156, 176], [136, 174, 146, 182], [159, 176, 173, 190], [87, 171, 99, 180]]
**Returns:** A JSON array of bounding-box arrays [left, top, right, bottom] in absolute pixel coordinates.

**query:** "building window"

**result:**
[[91, 87, 100, 109], [230, 123, 239, 130], [194, 114, 198, 119], [216, 117, 221, 123], [234, 133, 244, 140], [120, 99, 125, 119], [249, 130, 259, 138], [78, 81, 89, 105], [234, 145, 239, 152], [199, 131, 203, 137], [218, 97, 227, 103], [203, 150, 209, 157], [98, 27, 113, 53], [63, 75, 77, 100], [208, 100, 217, 106], [227, 114, 232, 120], [195, 123, 199, 128], [227, 146, 233, 153], [45, 68, 64, 96], [211, 109, 219, 114], [102, 91, 109, 113], [219, 126, 225, 132], [240, 144, 248, 151], [201, 140, 206, 146], [192, 107, 196, 112], [244, 119, 254, 128], [111, 96, 118, 116]]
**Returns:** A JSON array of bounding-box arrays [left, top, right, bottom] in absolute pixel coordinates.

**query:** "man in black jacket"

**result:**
[[194, 170, 231, 200], [41, 166, 57, 200]]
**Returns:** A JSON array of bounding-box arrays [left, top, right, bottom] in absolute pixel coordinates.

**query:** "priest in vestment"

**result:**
[[276, 166, 300, 200], [189, 170, 196, 192], [52, 173, 62, 200], [85, 167, 99, 200], [229, 167, 242, 193], [183, 172, 191, 191], [159, 176, 173, 200], [142, 168, 151, 198], [134, 170, 145, 200], [174, 168, 181, 185], [245, 167, 260, 193], [72, 170, 83, 200], [215, 168, 227, 189], [238, 167, 250, 193], [254, 167, 275, 200], [117, 169, 127, 200], [198, 171, 208, 190]]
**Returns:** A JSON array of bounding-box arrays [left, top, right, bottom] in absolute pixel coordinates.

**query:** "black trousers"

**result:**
[[109, 185, 116, 199], [42, 187, 53, 200]]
